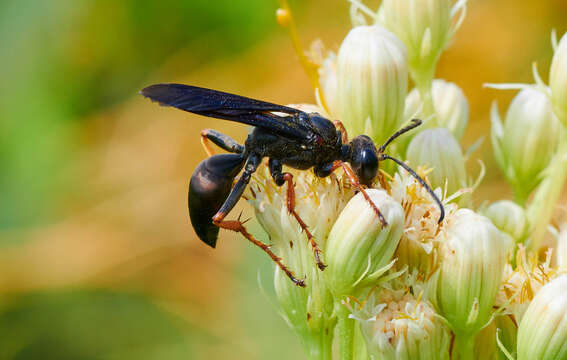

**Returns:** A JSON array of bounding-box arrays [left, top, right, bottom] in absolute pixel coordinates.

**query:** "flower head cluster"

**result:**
[[389, 166, 457, 275], [347, 280, 451, 360], [232, 4, 567, 360]]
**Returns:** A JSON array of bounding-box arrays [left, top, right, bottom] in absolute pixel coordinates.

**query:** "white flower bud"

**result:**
[[337, 25, 408, 145], [350, 289, 451, 360], [406, 128, 467, 197], [517, 275, 567, 360], [550, 31, 567, 125], [377, 0, 465, 85], [405, 80, 469, 139], [432, 209, 513, 336], [324, 189, 404, 296], [482, 200, 527, 242], [491, 87, 560, 203]]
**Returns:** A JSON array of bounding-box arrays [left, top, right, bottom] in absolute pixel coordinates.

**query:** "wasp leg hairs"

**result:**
[[215, 217, 306, 287], [268, 159, 326, 270]]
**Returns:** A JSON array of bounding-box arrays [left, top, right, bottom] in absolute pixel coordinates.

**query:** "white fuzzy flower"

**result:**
[[349, 287, 451, 360]]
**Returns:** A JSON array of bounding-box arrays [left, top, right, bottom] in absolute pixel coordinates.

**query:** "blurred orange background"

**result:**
[[0, 0, 566, 359]]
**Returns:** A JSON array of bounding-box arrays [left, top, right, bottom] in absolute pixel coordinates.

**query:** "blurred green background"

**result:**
[[0, 0, 566, 359]]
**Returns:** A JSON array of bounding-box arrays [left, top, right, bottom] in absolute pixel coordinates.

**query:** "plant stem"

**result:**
[[513, 186, 528, 208], [336, 301, 355, 360], [412, 66, 436, 127], [454, 333, 475, 360], [305, 328, 334, 360]]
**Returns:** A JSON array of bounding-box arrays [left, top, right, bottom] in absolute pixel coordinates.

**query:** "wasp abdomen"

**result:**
[[188, 154, 246, 247]]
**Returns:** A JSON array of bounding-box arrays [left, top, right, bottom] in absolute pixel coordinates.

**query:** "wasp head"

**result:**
[[348, 135, 379, 187]]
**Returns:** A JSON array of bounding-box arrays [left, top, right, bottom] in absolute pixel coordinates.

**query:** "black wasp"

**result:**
[[141, 83, 444, 287]]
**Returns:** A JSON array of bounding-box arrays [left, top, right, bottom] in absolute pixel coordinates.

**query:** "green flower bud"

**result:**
[[325, 189, 404, 296], [350, 288, 451, 360], [550, 31, 567, 125], [377, 0, 465, 85], [482, 200, 527, 242], [491, 87, 560, 203], [406, 128, 467, 197], [405, 79, 469, 139], [432, 209, 513, 336], [517, 275, 567, 360], [337, 25, 408, 144]]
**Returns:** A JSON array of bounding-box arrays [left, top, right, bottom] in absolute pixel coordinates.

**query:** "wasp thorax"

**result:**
[[309, 113, 339, 140]]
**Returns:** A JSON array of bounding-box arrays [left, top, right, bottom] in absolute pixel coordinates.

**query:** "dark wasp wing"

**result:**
[[140, 83, 312, 140]]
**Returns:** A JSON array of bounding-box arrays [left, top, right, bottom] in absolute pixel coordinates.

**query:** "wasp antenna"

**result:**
[[379, 119, 422, 153], [379, 154, 445, 224]]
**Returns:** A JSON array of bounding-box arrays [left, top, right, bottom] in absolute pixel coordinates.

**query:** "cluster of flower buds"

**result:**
[[259, 3, 567, 360]]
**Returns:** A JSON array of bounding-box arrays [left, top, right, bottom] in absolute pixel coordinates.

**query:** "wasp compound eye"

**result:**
[[188, 154, 245, 247]]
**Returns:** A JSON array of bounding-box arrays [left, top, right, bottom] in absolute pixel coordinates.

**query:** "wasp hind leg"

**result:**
[[201, 129, 245, 157], [269, 159, 326, 271], [213, 154, 306, 287]]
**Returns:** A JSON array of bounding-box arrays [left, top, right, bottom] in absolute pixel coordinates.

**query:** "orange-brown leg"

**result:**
[[282, 173, 326, 270], [213, 213, 306, 287], [200, 130, 215, 157], [333, 120, 349, 143], [335, 161, 388, 227]]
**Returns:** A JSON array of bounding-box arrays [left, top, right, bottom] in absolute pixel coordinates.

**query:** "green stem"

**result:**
[[512, 186, 528, 207], [336, 301, 355, 360], [454, 333, 475, 360], [411, 66, 436, 127], [527, 127, 567, 252], [418, 77, 435, 120], [305, 328, 334, 360]]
